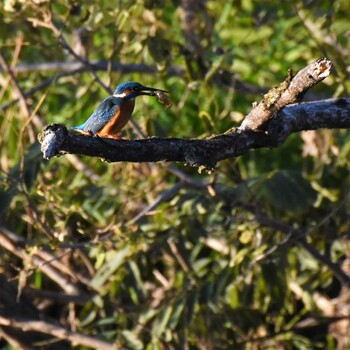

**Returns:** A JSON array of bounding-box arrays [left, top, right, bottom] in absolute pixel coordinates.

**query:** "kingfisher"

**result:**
[[72, 81, 168, 138]]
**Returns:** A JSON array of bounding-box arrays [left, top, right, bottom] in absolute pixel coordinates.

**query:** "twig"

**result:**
[[65, 154, 100, 182], [168, 239, 191, 272], [0, 60, 183, 76], [0, 60, 262, 113], [0, 34, 22, 101], [0, 70, 75, 112], [248, 192, 349, 269], [181, 177, 350, 286], [235, 315, 350, 346], [296, 3, 349, 58], [0, 316, 115, 350], [40, 14, 171, 145], [251, 209, 350, 286], [0, 46, 29, 117], [0, 52, 37, 142], [24, 287, 91, 305], [27, 13, 108, 93], [0, 228, 92, 299], [128, 182, 183, 224]]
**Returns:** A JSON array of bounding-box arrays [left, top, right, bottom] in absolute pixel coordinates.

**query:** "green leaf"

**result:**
[[226, 284, 240, 309], [128, 260, 147, 302], [152, 304, 173, 338], [168, 297, 185, 330], [121, 330, 143, 350], [239, 230, 254, 244], [89, 245, 131, 291]]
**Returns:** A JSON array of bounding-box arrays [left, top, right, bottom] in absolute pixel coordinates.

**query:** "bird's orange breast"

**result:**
[[97, 100, 135, 138]]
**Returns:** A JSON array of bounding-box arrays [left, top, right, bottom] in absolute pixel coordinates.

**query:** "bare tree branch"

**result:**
[[39, 59, 346, 169], [39, 98, 350, 168], [0, 51, 37, 142], [239, 58, 334, 130], [296, 2, 350, 58], [174, 170, 350, 287], [250, 208, 350, 286], [0, 61, 262, 113], [0, 316, 115, 350], [0, 227, 92, 300], [0, 60, 183, 76]]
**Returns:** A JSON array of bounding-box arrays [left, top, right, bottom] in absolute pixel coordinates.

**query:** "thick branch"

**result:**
[[39, 59, 346, 168], [39, 98, 350, 169], [239, 58, 334, 130], [268, 98, 350, 143]]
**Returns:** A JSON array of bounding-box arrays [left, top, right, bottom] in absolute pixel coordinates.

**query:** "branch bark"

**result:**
[[39, 98, 350, 168], [0, 316, 115, 350], [39, 59, 348, 169]]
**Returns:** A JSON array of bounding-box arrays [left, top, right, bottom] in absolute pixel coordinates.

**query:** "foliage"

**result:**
[[0, 0, 349, 349]]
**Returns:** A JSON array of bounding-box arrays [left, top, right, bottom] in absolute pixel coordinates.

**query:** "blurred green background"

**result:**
[[1, 0, 350, 349]]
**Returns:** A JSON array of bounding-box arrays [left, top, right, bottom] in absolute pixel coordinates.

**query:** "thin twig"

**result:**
[[0, 60, 183, 76], [0, 228, 92, 298], [252, 208, 350, 286], [129, 182, 183, 224], [296, 2, 349, 58], [235, 315, 350, 346], [0, 316, 116, 350], [0, 52, 36, 142]]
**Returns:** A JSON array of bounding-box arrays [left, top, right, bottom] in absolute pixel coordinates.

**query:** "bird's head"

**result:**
[[113, 81, 167, 100]]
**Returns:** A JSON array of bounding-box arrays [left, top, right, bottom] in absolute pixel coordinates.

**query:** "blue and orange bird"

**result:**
[[72, 81, 168, 138]]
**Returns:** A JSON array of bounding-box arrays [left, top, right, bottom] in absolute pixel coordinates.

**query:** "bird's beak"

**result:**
[[139, 86, 169, 96]]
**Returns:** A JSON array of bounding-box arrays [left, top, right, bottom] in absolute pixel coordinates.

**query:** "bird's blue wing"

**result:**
[[72, 96, 121, 134]]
